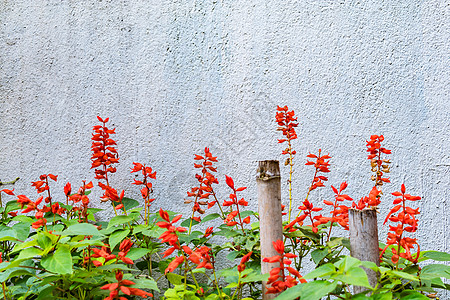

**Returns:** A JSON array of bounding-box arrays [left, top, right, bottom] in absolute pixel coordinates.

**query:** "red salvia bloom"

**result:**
[[31, 174, 57, 205], [91, 116, 119, 186], [157, 208, 188, 268], [186, 147, 219, 221], [323, 182, 353, 235], [238, 251, 253, 273], [131, 162, 157, 224], [262, 240, 306, 294], [380, 184, 421, 265], [367, 135, 391, 187], [276, 105, 299, 147], [304, 150, 331, 192], [223, 175, 249, 232], [68, 181, 93, 222], [101, 270, 152, 299], [353, 186, 382, 210]]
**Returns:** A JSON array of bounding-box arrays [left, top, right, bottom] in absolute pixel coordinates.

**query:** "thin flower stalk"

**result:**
[[131, 162, 156, 225], [276, 105, 299, 222]]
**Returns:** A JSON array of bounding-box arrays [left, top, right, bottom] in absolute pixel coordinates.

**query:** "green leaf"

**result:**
[[132, 276, 160, 292], [214, 227, 239, 238], [67, 238, 104, 249], [423, 251, 450, 261], [240, 210, 256, 218], [311, 248, 329, 264], [398, 290, 430, 300], [304, 263, 336, 279], [0, 267, 34, 282], [11, 215, 33, 223], [251, 221, 260, 230], [109, 229, 130, 250], [327, 237, 348, 248], [37, 232, 53, 253], [41, 245, 73, 274], [179, 231, 203, 244], [334, 256, 361, 272], [373, 292, 393, 300], [387, 270, 419, 281], [126, 248, 152, 260], [420, 264, 450, 280], [36, 285, 57, 300], [122, 197, 140, 210], [226, 251, 239, 261], [0, 229, 18, 241], [11, 239, 38, 254], [167, 273, 185, 285], [334, 266, 372, 289], [240, 271, 269, 283], [285, 226, 320, 242], [274, 280, 337, 300], [225, 282, 239, 289], [60, 223, 104, 237], [361, 260, 379, 272], [181, 217, 200, 228], [107, 214, 136, 228], [17, 247, 42, 260], [86, 208, 102, 221], [5, 200, 21, 213], [200, 213, 221, 223]]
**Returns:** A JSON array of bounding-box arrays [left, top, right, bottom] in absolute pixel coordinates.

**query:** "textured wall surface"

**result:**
[[1, 0, 449, 290]]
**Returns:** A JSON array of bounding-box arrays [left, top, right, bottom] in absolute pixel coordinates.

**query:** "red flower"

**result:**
[[165, 256, 185, 274], [367, 135, 391, 187], [305, 150, 331, 192], [186, 148, 220, 221], [0, 189, 15, 196], [131, 162, 157, 218], [380, 184, 421, 264], [157, 209, 187, 252], [101, 270, 152, 299], [223, 176, 249, 232], [91, 117, 119, 200], [263, 240, 306, 294], [238, 251, 253, 273]]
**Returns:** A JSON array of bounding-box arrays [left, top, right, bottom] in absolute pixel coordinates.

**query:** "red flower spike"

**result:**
[[100, 270, 152, 299], [131, 162, 157, 221], [367, 135, 391, 188], [223, 177, 250, 233], [186, 148, 220, 221], [91, 116, 119, 196], [380, 184, 421, 265], [263, 240, 305, 294], [322, 182, 353, 239]]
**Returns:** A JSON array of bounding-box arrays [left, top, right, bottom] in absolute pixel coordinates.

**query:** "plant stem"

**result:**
[[287, 139, 294, 222]]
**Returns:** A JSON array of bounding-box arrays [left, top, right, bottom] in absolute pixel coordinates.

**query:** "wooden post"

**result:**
[[348, 208, 380, 293], [257, 160, 283, 299]]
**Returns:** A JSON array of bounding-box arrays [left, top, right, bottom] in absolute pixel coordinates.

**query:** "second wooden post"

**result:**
[[257, 160, 283, 299]]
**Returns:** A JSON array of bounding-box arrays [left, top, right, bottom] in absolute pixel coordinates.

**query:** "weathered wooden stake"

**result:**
[[257, 160, 283, 299], [348, 208, 380, 293]]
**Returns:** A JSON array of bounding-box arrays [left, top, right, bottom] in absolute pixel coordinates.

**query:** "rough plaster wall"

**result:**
[[1, 0, 449, 292]]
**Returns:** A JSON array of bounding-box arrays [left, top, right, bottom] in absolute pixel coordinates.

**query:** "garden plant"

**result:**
[[0, 108, 449, 300]]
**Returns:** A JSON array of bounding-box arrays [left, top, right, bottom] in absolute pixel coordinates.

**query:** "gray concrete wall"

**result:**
[[1, 0, 449, 282]]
